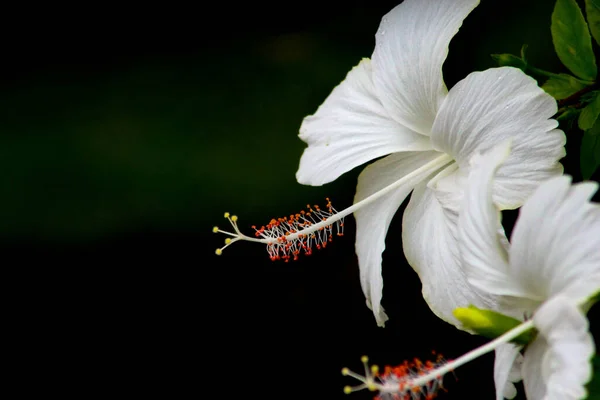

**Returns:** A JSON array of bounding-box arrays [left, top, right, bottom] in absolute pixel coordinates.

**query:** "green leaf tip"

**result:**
[[585, 0, 600, 46], [491, 53, 527, 71]]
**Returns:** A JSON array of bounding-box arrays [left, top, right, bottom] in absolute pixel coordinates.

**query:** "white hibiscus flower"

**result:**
[[295, 0, 565, 327]]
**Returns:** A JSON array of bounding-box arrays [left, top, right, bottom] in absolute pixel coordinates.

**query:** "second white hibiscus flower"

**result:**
[[458, 141, 599, 400]]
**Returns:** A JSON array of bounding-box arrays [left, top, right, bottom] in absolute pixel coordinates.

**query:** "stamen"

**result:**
[[342, 353, 450, 400], [212, 198, 345, 262], [212, 154, 453, 261], [340, 320, 539, 400], [342, 352, 446, 400]]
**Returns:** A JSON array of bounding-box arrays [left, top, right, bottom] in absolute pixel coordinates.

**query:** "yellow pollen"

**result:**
[[215, 249, 222, 256], [371, 365, 379, 375], [212, 226, 219, 233], [224, 212, 230, 218], [231, 215, 238, 222], [368, 384, 377, 392], [361, 355, 369, 363], [225, 238, 232, 244], [343, 386, 352, 395], [341, 368, 349, 376]]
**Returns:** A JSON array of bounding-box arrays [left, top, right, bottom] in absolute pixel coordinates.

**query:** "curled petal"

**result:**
[[296, 59, 431, 186], [354, 151, 445, 327], [457, 142, 521, 298]]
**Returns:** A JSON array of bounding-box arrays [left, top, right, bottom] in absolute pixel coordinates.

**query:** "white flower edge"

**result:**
[[523, 295, 595, 399]]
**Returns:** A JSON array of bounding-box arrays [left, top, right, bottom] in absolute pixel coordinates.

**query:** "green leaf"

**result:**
[[543, 73, 588, 99], [581, 121, 600, 179], [552, 0, 598, 81], [586, 0, 600, 46], [579, 92, 600, 129]]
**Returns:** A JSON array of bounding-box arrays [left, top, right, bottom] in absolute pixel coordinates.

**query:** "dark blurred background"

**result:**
[[2, 0, 598, 398]]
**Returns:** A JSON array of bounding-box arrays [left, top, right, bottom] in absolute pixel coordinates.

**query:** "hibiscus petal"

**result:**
[[523, 296, 595, 400], [371, 0, 479, 135], [402, 180, 497, 327], [431, 67, 565, 209], [457, 142, 524, 299], [296, 58, 432, 186], [509, 176, 600, 302], [354, 151, 445, 327], [521, 335, 548, 399], [494, 343, 523, 400], [425, 162, 462, 226]]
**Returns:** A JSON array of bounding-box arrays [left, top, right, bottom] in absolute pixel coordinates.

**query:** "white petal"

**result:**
[[431, 67, 565, 209], [296, 58, 432, 186], [425, 162, 463, 226], [354, 151, 445, 327], [522, 336, 548, 399], [509, 176, 600, 302], [457, 142, 521, 298], [401, 180, 497, 327], [494, 343, 523, 400], [527, 296, 595, 400], [371, 0, 479, 135]]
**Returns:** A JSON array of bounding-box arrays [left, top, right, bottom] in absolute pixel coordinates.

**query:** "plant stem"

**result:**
[[558, 82, 600, 108]]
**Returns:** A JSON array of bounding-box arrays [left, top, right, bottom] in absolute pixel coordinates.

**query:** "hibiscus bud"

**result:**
[[491, 53, 527, 71], [453, 305, 536, 346]]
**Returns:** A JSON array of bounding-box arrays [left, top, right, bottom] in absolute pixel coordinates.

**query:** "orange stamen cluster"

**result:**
[[342, 353, 450, 400], [252, 198, 344, 262], [376, 353, 448, 400]]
